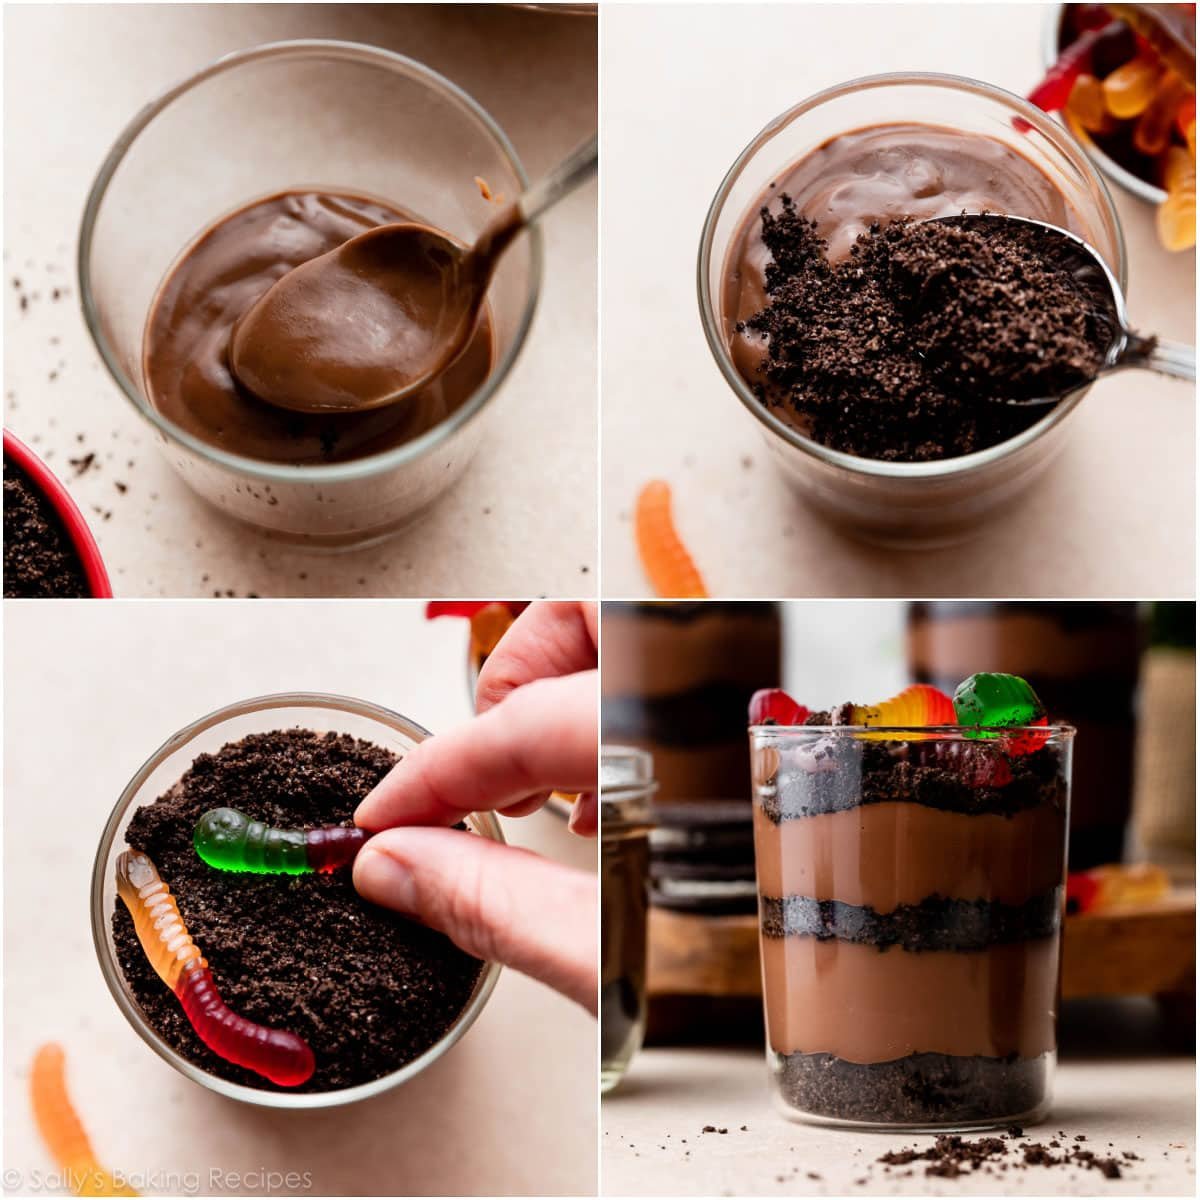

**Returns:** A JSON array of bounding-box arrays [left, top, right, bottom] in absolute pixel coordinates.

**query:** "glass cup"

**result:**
[[749, 722, 1074, 1130], [600, 745, 657, 1093], [91, 692, 504, 1109], [699, 72, 1127, 549], [79, 41, 542, 548]]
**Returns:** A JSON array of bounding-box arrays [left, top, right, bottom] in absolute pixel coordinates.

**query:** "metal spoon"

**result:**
[[926, 212, 1195, 406], [231, 135, 598, 415]]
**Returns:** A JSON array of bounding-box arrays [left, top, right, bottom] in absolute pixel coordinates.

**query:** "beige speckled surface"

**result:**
[[602, 1031, 1194, 1197], [4, 4, 597, 598], [601, 4, 1195, 598], [3, 601, 597, 1196]]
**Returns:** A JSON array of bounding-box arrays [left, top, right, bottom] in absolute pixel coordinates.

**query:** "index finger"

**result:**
[[475, 601, 598, 713], [355, 670, 598, 830]]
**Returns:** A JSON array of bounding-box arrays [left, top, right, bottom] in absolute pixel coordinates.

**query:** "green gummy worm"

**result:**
[[953, 672, 1045, 739], [194, 807, 310, 874]]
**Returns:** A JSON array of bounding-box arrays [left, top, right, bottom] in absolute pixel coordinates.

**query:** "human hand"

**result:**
[[354, 602, 598, 1012]]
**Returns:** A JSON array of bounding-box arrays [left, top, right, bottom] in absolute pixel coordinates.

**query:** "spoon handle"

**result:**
[[1122, 332, 1196, 382], [518, 135, 599, 226]]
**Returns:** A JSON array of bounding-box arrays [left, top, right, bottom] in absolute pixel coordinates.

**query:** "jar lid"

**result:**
[[600, 744, 657, 831]]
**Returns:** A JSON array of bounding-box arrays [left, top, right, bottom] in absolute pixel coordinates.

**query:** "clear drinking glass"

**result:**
[[749, 722, 1073, 1130], [79, 41, 541, 548], [91, 692, 504, 1109], [600, 745, 657, 1093], [699, 72, 1127, 549]]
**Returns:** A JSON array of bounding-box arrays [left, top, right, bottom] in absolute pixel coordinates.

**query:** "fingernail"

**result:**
[[354, 845, 418, 915]]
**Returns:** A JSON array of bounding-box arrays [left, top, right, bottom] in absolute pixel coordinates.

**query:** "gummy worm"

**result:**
[[194, 807, 365, 874], [30, 1044, 138, 1197], [634, 480, 708, 598], [115, 850, 315, 1087]]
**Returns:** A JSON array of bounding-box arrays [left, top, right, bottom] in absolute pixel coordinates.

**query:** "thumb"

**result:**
[[353, 827, 597, 1014]]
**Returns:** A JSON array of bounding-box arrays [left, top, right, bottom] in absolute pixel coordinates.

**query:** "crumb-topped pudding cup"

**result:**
[[91, 692, 504, 1109], [698, 73, 1126, 549], [80, 41, 541, 549], [749, 723, 1073, 1130]]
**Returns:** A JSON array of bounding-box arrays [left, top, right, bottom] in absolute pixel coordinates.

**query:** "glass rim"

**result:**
[[750, 722, 1076, 737], [90, 690, 504, 1109], [696, 69, 1128, 480], [77, 38, 544, 486]]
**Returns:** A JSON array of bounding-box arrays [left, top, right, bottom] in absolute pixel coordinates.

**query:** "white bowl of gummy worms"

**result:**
[[91, 692, 503, 1109]]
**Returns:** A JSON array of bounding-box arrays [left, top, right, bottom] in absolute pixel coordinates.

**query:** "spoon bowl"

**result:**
[[926, 212, 1195, 406], [231, 134, 598, 415], [230, 221, 481, 414]]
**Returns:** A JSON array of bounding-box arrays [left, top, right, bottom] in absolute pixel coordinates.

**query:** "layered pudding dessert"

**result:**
[[907, 602, 1141, 868], [602, 602, 781, 915], [750, 676, 1072, 1127], [722, 124, 1110, 462], [142, 190, 495, 465], [602, 602, 781, 808]]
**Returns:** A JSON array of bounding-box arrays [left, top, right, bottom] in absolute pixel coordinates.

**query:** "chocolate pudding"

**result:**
[[750, 721, 1071, 1126], [230, 202, 522, 415], [723, 124, 1089, 461], [143, 191, 495, 465]]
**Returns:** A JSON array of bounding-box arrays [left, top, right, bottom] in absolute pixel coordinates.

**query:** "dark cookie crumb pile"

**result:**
[[113, 729, 485, 1093], [879, 1128, 1138, 1180], [738, 203, 1114, 462], [3, 457, 89, 598], [777, 1051, 1047, 1126]]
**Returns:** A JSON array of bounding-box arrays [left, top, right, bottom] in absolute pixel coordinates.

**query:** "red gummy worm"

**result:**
[[174, 961, 315, 1087], [425, 601, 530, 619], [306, 825, 368, 873], [1028, 23, 1114, 113]]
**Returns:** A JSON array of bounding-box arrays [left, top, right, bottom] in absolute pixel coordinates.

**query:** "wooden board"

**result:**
[[647, 890, 1196, 1001]]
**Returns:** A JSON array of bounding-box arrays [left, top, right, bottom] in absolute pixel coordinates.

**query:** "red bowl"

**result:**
[[4, 429, 113, 598]]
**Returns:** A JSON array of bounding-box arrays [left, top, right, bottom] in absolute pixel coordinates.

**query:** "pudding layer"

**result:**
[[761, 936, 1059, 1062], [753, 800, 1066, 908]]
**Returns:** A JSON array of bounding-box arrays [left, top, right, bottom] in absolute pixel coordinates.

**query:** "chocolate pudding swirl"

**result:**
[[752, 726, 1069, 1126], [143, 191, 495, 466]]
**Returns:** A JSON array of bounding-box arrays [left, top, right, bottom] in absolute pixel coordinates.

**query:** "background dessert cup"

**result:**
[[600, 745, 657, 1092], [91, 691, 503, 1109], [80, 39, 541, 549], [699, 72, 1127, 549], [750, 722, 1074, 1130]]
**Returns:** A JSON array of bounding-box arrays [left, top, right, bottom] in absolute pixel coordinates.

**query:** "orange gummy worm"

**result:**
[[115, 851, 205, 990], [30, 1044, 138, 1197], [634, 480, 708, 598]]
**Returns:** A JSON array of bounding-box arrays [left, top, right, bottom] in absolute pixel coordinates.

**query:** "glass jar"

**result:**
[[601, 601, 781, 807], [91, 692, 504, 1109], [600, 745, 657, 1092], [698, 72, 1127, 549], [907, 601, 1141, 868], [749, 722, 1074, 1130], [79, 40, 541, 548]]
